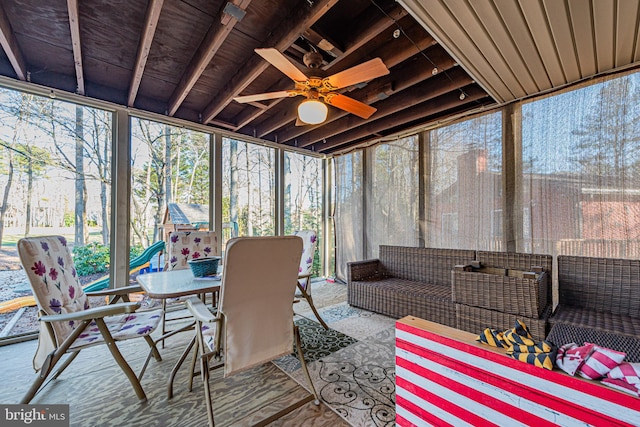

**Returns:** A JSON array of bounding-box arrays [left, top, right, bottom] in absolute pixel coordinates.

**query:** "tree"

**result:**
[[131, 119, 167, 246], [0, 142, 14, 248], [0, 91, 29, 247], [87, 109, 112, 243], [74, 106, 86, 245], [13, 143, 49, 235], [0, 92, 49, 243], [571, 77, 640, 183]]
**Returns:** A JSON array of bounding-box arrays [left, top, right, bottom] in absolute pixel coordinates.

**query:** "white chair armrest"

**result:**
[[40, 302, 140, 323], [185, 297, 218, 323]]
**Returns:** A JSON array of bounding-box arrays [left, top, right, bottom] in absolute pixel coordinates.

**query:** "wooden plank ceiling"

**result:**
[[2, 1, 638, 155], [0, 0, 494, 155]]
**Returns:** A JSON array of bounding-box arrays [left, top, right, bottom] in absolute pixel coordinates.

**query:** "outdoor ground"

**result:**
[[0, 246, 20, 270], [0, 246, 107, 336]]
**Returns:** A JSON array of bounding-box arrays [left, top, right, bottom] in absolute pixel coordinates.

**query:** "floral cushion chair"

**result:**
[[293, 230, 328, 329], [160, 231, 220, 337], [17, 235, 163, 404], [166, 231, 219, 271]]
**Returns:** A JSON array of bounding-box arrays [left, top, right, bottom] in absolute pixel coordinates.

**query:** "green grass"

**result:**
[[1, 226, 105, 249]]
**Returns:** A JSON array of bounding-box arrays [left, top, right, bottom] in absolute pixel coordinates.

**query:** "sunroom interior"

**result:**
[[1, 0, 640, 425]]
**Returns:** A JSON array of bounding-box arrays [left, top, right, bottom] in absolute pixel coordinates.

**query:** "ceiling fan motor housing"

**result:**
[[303, 51, 324, 69]]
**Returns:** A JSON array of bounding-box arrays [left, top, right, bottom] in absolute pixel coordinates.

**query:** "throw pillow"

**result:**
[[600, 377, 640, 397], [607, 362, 640, 385], [556, 342, 595, 376], [577, 344, 626, 380]]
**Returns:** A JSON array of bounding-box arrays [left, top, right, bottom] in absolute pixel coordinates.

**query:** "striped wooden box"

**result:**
[[395, 316, 640, 426]]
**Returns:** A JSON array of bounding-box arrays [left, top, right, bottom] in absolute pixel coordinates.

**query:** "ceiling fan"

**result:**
[[233, 48, 390, 125]]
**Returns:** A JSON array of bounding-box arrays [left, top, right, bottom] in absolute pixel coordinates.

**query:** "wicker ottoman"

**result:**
[[456, 303, 551, 342]]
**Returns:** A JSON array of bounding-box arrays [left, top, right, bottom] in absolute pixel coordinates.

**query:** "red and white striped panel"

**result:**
[[395, 318, 640, 427]]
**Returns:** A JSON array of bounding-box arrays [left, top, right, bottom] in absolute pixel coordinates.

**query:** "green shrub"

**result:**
[[63, 212, 74, 227], [72, 243, 145, 276], [73, 242, 109, 276]]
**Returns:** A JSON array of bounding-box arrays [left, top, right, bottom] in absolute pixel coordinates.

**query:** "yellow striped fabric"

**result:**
[[477, 320, 557, 370], [507, 350, 555, 370], [476, 328, 509, 348]]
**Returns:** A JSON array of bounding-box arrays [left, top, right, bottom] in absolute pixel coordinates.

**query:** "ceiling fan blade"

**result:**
[[323, 58, 390, 90], [255, 48, 308, 82], [233, 90, 298, 103], [324, 93, 377, 119]]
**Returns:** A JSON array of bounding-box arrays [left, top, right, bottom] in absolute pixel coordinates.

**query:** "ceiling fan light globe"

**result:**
[[298, 99, 328, 124]]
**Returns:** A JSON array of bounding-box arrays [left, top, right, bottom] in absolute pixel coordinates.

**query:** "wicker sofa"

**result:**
[[347, 246, 475, 328], [547, 255, 640, 362]]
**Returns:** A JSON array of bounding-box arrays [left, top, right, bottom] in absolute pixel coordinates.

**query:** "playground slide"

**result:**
[[0, 240, 165, 313]]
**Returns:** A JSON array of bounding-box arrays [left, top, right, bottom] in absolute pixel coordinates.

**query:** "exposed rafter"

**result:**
[[0, 0, 498, 155], [295, 68, 472, 148], [0, 2, 26, 80], [280, 46, 459, 146], [231, 74, 292, 131], [303, 28, 343, 58], [233, 5, 412, 137], [67, 0, 84, 95], [312, 85, 488, 153], [200, 0, 339, 124], [322, 3, 408, 70], [128, 0, 164, 107], [167, 0, 252, 116], [254, 20, 437, 139]]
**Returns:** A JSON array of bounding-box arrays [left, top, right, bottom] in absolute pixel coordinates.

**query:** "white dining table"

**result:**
[[137, 268, 222, 398], [137, 268, 221, 299]]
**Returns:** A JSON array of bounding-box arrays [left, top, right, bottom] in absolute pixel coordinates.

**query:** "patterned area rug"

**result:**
[[276, 304, 397, 427]]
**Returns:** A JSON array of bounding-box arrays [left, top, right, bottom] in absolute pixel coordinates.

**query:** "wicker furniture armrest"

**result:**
[[347, 259, 384, 281]]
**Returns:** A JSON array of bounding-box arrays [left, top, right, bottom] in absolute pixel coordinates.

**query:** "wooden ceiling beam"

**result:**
[[254, 23, 437, 138], [167, 0, 252, 116], [200, 0, 339, 124], [0, 3, 26, 80], [322, 97, 491, 155], [324, 3, 408, 70], [310, 85, 488, 152], [208, 118, 236, 130], [303, 28, 343, 58], [278, 45, 455, 144], [231, 75, 292, 131], [289, 67, 472, 148], [128, 0, 164, 107], [67, 0, 84, 95]]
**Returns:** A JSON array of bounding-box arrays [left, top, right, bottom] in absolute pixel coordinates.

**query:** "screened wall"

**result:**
[[334, 152, 363, 281], [222, 137, 276, 247], [0, 86, 327, 340], [521, 74, 640, 259], [130, 118, 210, 250], [333, 69, 640, 286], [365, 136, 419, 259], [427, 113, 502, 250]]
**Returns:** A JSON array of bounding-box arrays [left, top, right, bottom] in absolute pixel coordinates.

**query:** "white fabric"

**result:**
[[293, 230, 316, 290], [166, 231, 219, 271], [219, 236, 302, 376]]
